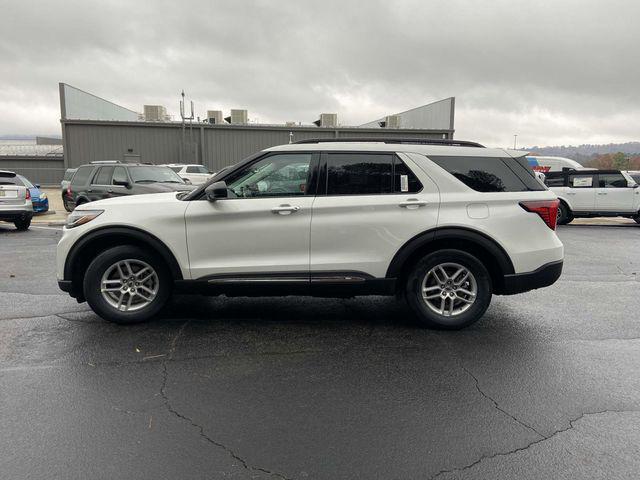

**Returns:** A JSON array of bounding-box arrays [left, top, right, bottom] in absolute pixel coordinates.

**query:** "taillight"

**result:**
[[519, 199, 559, 230], [25, 188, 31, 200], [66, 185, 72, 197]]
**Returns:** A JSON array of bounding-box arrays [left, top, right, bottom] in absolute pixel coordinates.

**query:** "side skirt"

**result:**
[[174, 272, 397, 298]]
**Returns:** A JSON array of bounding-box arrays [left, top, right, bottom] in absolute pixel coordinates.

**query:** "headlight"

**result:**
[[66, 209, 104, 229], [40, 193, 47, 200]]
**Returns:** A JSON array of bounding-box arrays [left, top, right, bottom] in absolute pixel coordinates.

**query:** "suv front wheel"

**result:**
[[404, 249, 492, 329], [83, 245, 171, 324]]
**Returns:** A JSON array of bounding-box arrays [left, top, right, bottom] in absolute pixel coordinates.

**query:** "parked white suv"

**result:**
[[57, 139, 564, 329], [0, 170, 33, 230], [165, 164, 213, 185], [545, 169, 640, 224]]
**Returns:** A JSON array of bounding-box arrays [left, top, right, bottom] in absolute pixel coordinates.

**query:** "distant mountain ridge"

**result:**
[[526, 142, 640, 164]]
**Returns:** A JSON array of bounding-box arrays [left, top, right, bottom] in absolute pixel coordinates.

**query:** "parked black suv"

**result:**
[[66, 162, 194, 209]]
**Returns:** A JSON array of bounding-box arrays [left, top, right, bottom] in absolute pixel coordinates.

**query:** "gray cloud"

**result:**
[[1, 0, 639, 147]]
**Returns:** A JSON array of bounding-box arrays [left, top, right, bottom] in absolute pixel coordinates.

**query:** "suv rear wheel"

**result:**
[[404, 249, 492, 329], [83, 245, 171, 324]]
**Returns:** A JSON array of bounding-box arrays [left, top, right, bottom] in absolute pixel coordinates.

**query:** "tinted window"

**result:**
[[226, 154, 312, 198], [394, 159, 422, 193], [186, 165, 208, 174], [93, 166, 114, 185], [569, 174, 594, 188], [168, 166, 182, 173], [327, 154, 393, 195], [599, 173, 627, 188], [428, 156, 543, 192], [71, 166, 94, 186], [112, 167, 128, 185], [544, 173, 565, 187]]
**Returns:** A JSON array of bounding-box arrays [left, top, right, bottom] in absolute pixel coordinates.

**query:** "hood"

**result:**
[[80, 191, 182, 209]]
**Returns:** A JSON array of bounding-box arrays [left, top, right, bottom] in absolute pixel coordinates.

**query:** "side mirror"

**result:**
[[205, 181, 228, 202], [35, 184, 41, 189], [633, 183, 639, 189], [113, 179, 131, 188], [183, 178, 192, 184]]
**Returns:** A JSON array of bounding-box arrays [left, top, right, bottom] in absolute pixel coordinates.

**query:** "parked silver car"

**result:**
[[0, 170, 33, 230]]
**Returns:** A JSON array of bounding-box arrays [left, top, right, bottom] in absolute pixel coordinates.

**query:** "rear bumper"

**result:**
[[0, 210, 33, 221], [500, 260, 563, 295]]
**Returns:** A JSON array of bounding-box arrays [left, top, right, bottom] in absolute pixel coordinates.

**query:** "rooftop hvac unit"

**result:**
[[224, 109, 248, 124], [379, 115, 401, 129], [207, 110, 225, 125], [285, 121, 297, 127], [143, 105, 168, 122], [313, 113, 338, 127]]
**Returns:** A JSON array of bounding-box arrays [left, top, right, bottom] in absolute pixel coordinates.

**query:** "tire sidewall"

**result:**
[[557, 202, 572, 225], [405, 249, 492, 329], [83, 245, 171, 324]]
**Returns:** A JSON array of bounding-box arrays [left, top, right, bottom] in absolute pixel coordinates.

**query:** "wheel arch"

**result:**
[[556, 195, 573, 212], [386, 227, 515, 294], [64, 226, 183, 300]]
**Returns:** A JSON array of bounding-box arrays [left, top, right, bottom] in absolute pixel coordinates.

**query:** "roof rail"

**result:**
[[90, 160, 121, 164], [292, 138, 485, 148]]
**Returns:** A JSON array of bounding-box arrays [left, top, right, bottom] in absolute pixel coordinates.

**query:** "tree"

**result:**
[[612, 152, 628, 170]]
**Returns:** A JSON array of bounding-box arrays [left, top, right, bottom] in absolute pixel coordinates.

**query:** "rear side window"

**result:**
[[92, 166, 114, 185], [428, 156, 545, 192], [71, 166, 94, 185], [569, 174, 594, 188], [326, 153, 393, 195]]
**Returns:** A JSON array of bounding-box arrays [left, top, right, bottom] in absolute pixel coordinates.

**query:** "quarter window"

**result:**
[[428, 156, 544, 192], [394, 159, 422, 193], [225, 154, 312, 198]]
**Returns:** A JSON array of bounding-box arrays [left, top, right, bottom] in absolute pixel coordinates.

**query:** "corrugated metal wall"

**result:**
[[0, 156, 65, 186], [63, 121, 452, 172]]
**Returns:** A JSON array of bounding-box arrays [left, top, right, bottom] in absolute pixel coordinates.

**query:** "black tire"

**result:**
[[63, 196, 73, 212], [404, 249, 492, 330], [14, 217, 31, 231], [557, 202, 573, 225], [83, 245, 172, 324]]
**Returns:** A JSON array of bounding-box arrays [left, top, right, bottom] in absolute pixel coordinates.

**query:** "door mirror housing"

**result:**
[[35, 184, 41, 189], [633, 183, 640, 189], [182, 178, 192, 184], [205, 181, 228, 201], [113, 179, 131, 188]]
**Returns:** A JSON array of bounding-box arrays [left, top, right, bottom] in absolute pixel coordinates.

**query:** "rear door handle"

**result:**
[[399, 199, 427, 208], [271, 205, 300, 215]]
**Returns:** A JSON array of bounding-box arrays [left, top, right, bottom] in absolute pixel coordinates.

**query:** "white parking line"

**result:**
[[30, 225, 64, 231]]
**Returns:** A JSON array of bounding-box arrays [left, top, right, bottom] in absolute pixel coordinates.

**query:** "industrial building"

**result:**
[[1, 83, 457, 184]]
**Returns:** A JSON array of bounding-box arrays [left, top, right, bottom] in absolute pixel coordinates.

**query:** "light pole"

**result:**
[[513, 134, 518, 149]]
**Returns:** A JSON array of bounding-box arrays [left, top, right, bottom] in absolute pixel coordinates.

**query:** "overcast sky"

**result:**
[[1, 0, 639, 147]]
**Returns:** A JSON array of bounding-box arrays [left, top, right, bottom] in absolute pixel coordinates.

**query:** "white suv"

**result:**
[[165, 164, 213, 185], [57, 139, 564, 329], [545, 169, 640, 224]]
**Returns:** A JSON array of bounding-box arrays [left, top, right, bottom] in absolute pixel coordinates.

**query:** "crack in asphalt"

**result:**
[[158, 321, 293, 480], [0, 309, 92, 322], [460, 365, 546, 439], [428, 409, 640, 479]]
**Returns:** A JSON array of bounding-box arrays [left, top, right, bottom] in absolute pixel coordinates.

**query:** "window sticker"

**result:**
[[400, 175, 409, 192], [572, 176, 593, 187]]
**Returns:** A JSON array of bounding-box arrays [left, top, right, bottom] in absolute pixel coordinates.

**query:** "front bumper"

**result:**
[[32, 199, 49, 213], [500, 260, 563, 295]]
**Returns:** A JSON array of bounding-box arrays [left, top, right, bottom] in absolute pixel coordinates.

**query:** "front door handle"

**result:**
[[399, 199, 427, 209], [271, 205, 300, 215], [597, 192, 607, 195]]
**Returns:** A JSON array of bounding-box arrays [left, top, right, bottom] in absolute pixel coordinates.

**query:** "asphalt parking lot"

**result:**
[[1, 223, 639, 479]]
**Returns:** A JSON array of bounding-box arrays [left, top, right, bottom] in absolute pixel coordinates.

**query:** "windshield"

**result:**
[[128, 166, 185, 184]]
